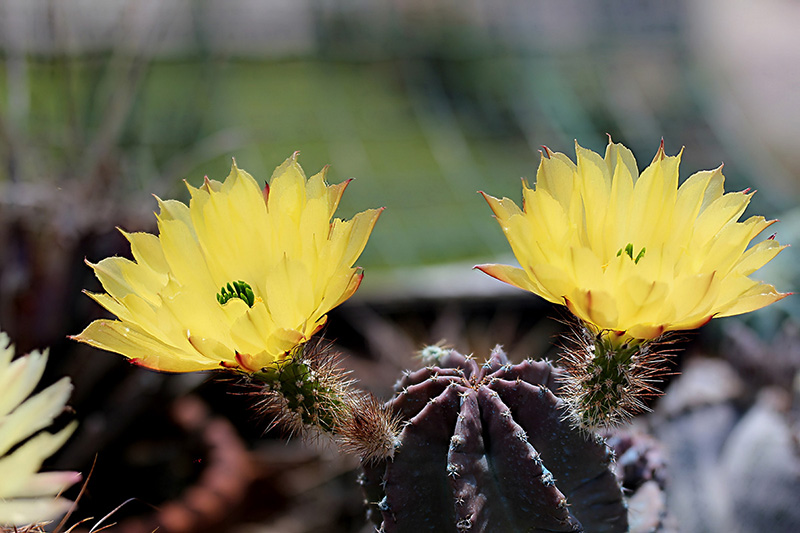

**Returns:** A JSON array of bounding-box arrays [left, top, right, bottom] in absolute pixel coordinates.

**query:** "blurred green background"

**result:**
[[3, 0, 799, 274], [1, 1, 799, 532]]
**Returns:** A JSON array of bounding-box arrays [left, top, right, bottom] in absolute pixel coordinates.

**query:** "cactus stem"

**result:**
[[250, 341, 401, 462], [557, 320, 681, 431]]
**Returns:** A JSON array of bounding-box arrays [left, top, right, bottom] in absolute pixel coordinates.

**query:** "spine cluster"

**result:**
[[558, 322, 678, 430], [252, 344, 400, 463], [361, 346, 627, 533]]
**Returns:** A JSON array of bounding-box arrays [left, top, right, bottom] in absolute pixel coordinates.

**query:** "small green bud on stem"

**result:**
[[251, 344, 400, 462], [558, 321, 677, 431], [252, 353, 345, 433]]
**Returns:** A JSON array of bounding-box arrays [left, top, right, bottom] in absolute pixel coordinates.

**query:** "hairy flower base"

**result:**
[[251, 344, 400, 463], [558, 323, 679, 430]]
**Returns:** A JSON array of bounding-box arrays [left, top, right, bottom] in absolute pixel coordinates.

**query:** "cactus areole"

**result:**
[[360, 347, 627, 533]]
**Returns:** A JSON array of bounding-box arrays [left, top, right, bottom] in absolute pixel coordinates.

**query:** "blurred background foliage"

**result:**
[[0, 1, 798, 532], [3, 0, 799, 270]]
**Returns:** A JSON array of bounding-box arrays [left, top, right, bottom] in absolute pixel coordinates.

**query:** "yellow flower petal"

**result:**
[[479, 140, 788, 342], [121, 230, 170, 275], [0, 333, 80, 527], [76, 156, 378, 373], [315, 269, 364, 314], [565, 288, 619, 330], [474, 264, 539, 294], [672, 167, 723, 244], [617, 275, 669, 325], [536, 148, 576, 207], [74, 320, 216, 372], [529, 262, 577, 304], [478, 191, 521, 221], [692, 190, 753, 248], [331, 208, 383, 269], [715, 278, 790, 317], [0, 423, 76, 498], [733, 237, 786, 276], [0, 349, 46, 418], [0, 378, 72, 456]]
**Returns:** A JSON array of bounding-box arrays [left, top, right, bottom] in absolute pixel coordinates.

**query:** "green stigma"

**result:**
[[217, 280, 255, 307], [617, 243, 646, 264]]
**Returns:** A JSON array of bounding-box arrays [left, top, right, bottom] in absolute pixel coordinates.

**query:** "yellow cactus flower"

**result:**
[[0, 332, 80, 527], [74, 154, 381, 373], [477, 140, 788, 345]]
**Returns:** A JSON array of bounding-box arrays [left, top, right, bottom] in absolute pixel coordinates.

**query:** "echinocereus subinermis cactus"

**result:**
[[361, 346, 626, 533], [477, 140, 788, 429], [73, 155, 398, 461]]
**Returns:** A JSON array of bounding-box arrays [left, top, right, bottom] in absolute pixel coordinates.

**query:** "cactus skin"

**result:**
[[361, 346, 627, 533]]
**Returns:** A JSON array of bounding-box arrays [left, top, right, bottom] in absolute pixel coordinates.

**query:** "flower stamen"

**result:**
[[616, 243, 646, 264], [217, 280, 256, 307]]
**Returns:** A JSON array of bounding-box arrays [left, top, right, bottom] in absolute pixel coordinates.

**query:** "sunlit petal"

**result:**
[[478, 140, 787, 343], [75, 156, 378, 373]]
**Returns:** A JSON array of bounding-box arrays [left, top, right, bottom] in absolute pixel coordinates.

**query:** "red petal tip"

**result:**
[[478, 191, 494, 204], [473, 264, 491, 275]]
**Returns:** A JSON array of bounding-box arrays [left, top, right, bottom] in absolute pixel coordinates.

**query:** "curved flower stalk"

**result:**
[[477, 140, 788, 428], [0, 332, 80, 528], [73, 155, 398, 460]]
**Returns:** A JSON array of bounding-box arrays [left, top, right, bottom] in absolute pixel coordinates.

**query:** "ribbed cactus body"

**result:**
[[361, 347, 627, 533]]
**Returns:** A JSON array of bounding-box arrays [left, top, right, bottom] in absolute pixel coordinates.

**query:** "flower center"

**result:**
[[617, 243, 646, 264], [217, 280, 255, 307]]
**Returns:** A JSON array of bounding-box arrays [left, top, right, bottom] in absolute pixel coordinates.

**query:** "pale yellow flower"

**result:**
[[0, 332, 80, 527], [477, 140, 788, 343], [74, 154, 381, 372]]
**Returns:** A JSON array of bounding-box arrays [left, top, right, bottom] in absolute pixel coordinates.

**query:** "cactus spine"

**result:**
[[559, 323, 678, 430], [253, 344, 400, 462]]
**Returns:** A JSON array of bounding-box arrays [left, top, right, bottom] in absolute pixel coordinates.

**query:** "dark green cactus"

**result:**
[[360, 346, 627, 533]]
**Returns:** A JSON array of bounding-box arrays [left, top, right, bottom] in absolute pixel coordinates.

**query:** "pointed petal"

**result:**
[[0, 378, 72, 456], [474, 264, 538, 293], [72, 320, 217, 372], [733, 238, 787, 276], [715, 281, 789, 317]]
